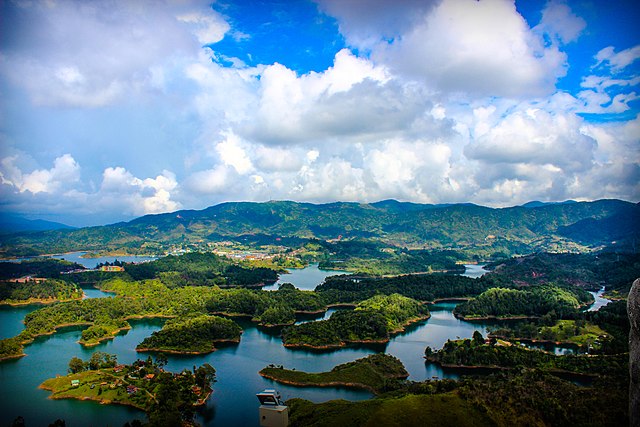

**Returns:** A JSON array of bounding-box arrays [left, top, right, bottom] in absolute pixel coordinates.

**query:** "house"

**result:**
[[144, 373, 155, 380], [71, 380, 80, 387], [126, 385, 138, 394], [99, 265, 124, 272]]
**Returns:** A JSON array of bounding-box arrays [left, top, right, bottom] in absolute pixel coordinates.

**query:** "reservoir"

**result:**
[[0, 263, 570, 426]]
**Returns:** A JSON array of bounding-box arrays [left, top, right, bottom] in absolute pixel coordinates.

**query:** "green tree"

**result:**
[[195, 363, 217, 388], [68, 356, 86, 374], [472, 330, 484, 345]]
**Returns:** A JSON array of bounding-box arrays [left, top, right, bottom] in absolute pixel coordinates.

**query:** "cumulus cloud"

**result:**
[[0, 0, 229, 107], [1, 0, 638, 224], [362, 0, 567, 98], [100, 167, 181, 215], [0, 154, 80, 194]]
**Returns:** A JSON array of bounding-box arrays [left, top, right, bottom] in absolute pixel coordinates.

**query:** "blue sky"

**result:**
[[0, 0, 638, 226]]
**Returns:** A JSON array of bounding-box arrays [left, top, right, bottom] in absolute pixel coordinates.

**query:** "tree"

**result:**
[[88, 352, 117, 370], [195, 363, 216, 388], [68, 356, 86, 374], [155, 354, 168, 369], [473, 330, 485, 345]]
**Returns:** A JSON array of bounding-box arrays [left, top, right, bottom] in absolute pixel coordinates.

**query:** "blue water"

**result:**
[[52, 252, 158, 269], [0, 264, 577, 426], [262, 263, 349, 291], [587, 287, 611, 312]]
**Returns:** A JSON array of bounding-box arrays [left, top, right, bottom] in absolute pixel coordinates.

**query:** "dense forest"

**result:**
[[1, 199, 637, 258], [0, 259, 84, 279], [425, 337, 628, 379], [124, 252, 279, 287], [453, 285, 592, 319], [485, 252, 640, 296], [282, 294, 429, 348], [316, 273, 495, 303], [0, 279, 83, 304], [137, 315, 242, 353]]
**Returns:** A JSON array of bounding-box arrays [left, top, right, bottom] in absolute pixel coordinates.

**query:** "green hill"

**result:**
[[0, 199, 637, 257]]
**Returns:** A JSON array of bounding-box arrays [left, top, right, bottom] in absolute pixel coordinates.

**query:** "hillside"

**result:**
[[0, 199, 637, 258]]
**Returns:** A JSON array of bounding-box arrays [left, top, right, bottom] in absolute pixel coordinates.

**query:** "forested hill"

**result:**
[[1, 199, 638, 257]]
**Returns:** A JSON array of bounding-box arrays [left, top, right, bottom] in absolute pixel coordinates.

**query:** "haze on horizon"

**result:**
[[1, 0, 639, 227]]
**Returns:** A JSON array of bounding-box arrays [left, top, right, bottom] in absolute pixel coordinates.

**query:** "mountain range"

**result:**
[[0, 199, 638, 258]]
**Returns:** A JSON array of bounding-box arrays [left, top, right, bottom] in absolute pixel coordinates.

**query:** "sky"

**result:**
[[0, 0, 638, 226]]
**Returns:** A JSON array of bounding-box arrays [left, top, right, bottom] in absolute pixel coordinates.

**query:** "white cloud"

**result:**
[[185, 166, 233, 195], [594, 45, 640, 73], [0, 153, 80, 194], [177, 12, 230, 45], [535, 1, 586, 44], [1, 0, 638, 224], [100, 167, 181, 215], [370, 0, 567, 98], [0, 0, 229, 107], [215, 132, 254, 174]]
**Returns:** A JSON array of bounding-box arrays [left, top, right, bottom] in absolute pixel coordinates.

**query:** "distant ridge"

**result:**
[[0, 199, 638, 257], [0, 213, 75, 235], [521, 200, 578, 208]]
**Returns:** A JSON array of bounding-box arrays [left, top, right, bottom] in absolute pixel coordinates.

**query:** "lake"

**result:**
[[587, 287, 611, 312], [262, 263, 350, 291], [52, 252, 158, 269], [0, 263, 571, 426]]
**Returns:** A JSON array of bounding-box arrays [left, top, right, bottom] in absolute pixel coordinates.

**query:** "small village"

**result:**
[[40, 355, 215, 413]]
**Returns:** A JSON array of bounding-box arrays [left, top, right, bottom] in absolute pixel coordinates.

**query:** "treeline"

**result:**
[[282, 294, 429, 348], [318, 244, 466, 275], [0, 258, 84, 279], [137, 315, 242, 353], [453, 286, 592, 319], [0, 279, 82, 303], [425, 338, 628, 378], [205, 285, 325, 326], [316, 274, 494, 303], [124, 252, 279, 287]]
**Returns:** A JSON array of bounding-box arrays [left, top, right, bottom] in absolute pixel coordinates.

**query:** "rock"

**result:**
[[629, 278, 640, 427]]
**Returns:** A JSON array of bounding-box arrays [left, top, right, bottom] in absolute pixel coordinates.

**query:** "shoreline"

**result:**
[[453, 313, 539, 321], [259, 371, 378, 394], [38, 382, 147, 411], [0, 296, 83, 307], [283, 313, 431, 349], [136, 337, 241, 354]]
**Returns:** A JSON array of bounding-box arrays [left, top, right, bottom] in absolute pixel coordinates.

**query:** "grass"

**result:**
[[259, 354, 408, 394], [539, 320, 608, 347], [40, 370, 152, 410], [287, 392, 495, 427]]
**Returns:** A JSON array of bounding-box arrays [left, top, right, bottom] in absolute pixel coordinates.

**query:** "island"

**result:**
[[453, 285, 593, 320], [40, 353, 216, 425], [281, 293, 429, 349], [424, 335, 628, 378], [0, 278, 83, 306], [136, 314, 242, 354], [259, 354, 408, 394]]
